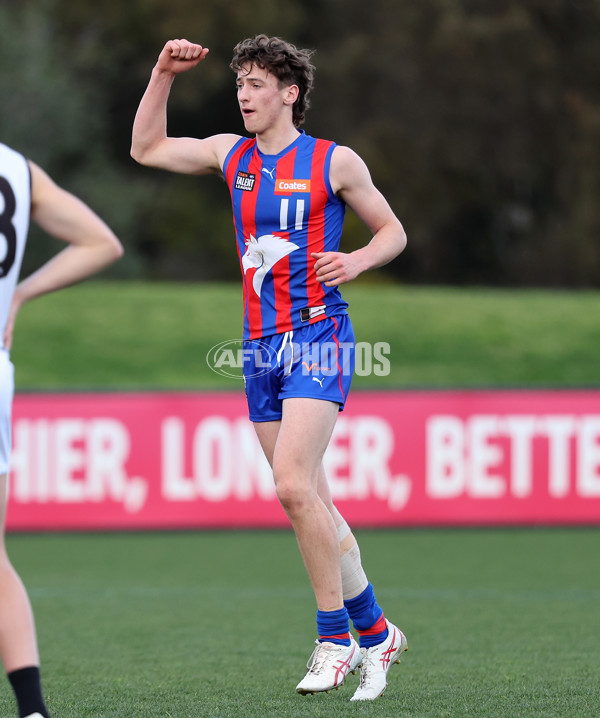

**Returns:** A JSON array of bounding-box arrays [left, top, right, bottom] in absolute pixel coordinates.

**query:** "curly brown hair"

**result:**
[[230, 35, 315, 127]]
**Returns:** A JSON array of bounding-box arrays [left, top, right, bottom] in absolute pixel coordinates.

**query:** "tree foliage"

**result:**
[[1, 0, 599, 287]]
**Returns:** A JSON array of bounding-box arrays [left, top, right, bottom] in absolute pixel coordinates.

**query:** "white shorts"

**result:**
[[0, 351, 15, 475]]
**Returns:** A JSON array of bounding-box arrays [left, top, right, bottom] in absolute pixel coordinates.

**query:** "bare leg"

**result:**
[[316, 463, 346, 529], [254, 398, 343, 611], [317, 467, 368, 600], [0, 473, 40, 673]]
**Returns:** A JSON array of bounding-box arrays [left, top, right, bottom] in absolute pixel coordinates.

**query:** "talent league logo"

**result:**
[[234, 171, 256, 191], [242, 234, 299, 297]]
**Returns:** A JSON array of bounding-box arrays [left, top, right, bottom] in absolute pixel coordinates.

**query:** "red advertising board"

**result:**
[[6, 390, 600, 530]]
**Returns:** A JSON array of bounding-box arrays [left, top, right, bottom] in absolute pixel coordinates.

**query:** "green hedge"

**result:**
[[10, 282, 600, 391]]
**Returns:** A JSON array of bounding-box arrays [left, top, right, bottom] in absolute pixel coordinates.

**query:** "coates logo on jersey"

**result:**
[[274, 179, 311, 194], [234, 171, 256, 191]]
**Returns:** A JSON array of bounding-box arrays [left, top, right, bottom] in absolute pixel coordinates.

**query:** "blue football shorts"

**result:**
[[243, 314, 355, 423]]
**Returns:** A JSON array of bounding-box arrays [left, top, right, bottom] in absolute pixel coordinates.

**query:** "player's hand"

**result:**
[[155, 39, 209, 75], [312, 251, 361, 286]]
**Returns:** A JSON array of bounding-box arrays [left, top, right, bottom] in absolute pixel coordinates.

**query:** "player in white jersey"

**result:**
[[0, 142, 123, 718]]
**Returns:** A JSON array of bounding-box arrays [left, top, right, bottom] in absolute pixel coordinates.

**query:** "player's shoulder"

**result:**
[[211, 133, 245, 162], [0, 143, 32, 190], [329, 144, 371, 194], [330, 144, 365, 168], [218, 133, 257, 167], [213, 133, 245, 150], [0, 141, 25, 164]]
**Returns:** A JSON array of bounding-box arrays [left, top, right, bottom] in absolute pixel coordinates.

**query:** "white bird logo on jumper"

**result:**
[[242, 234, 299, 297]]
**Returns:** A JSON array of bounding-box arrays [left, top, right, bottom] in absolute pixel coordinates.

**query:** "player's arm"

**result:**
[[312, 146, 407, 286], [3, 161, 124, 349], [131, 39, 239, 175]]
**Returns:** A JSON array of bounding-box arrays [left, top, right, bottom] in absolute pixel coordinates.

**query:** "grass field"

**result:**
[[2, 528, 599, 717], [6, 281, 600, 716], [9, 281, 600, 390]]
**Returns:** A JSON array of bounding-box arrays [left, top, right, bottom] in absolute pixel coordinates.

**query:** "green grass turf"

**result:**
[[2, 528, 599, 717], [9, 281, 600, 390]]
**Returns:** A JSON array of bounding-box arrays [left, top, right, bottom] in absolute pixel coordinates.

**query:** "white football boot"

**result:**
[[24, 714, 46, 718], [296, 636, 361, 695], [350, 620, 408, 701]]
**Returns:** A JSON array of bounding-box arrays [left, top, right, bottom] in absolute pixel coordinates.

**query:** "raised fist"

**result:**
[[156, 39, 209, 74]]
